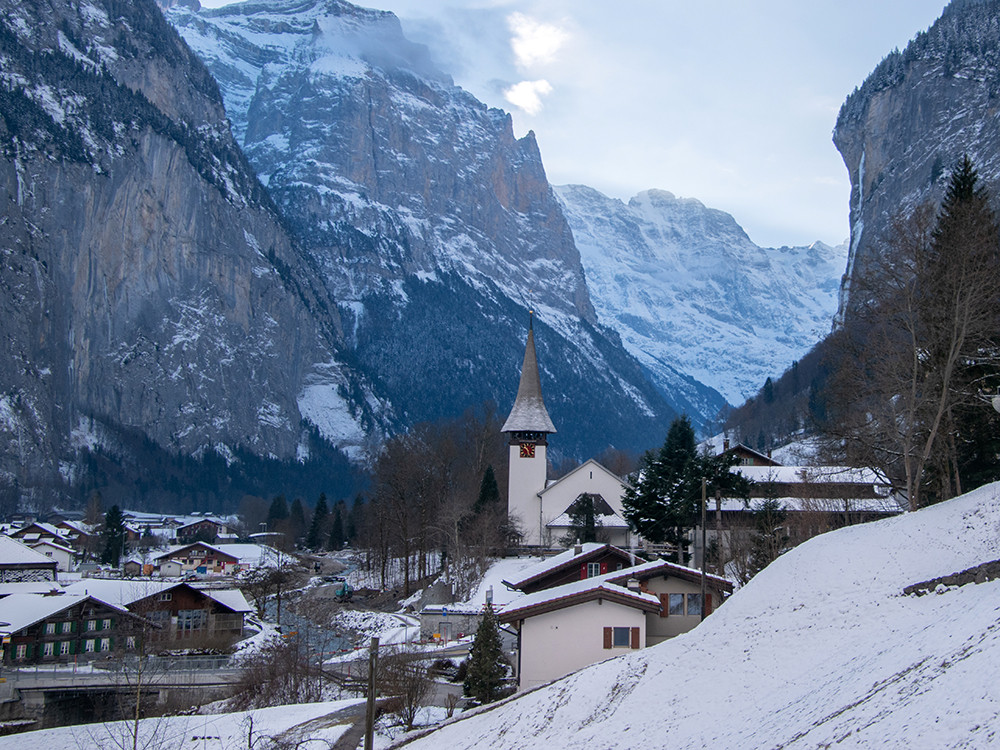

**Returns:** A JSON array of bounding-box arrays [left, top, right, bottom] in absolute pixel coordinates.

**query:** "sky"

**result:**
[[199, 0, 951, 248]]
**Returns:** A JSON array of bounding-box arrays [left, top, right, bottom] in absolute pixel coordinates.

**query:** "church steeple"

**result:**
[[502, 314, 556, 435]]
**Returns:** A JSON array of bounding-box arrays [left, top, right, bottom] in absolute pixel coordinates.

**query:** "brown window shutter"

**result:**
[[659, 593, 669, 618], [603, 627, 612, 649], [705, 593, 713, 616], [580, 564, 587, 580], [630, 627, 640, 649], [600, 561, 608, 574]]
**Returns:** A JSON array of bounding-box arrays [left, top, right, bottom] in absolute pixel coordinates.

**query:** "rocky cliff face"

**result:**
[[556, 185, 846, 409], [167, 0, 675, 457], [834, 0, 1000, 322], [0, 0, 380, 502]]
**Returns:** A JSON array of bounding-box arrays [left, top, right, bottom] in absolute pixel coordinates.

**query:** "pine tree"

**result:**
[[306, 493, 329, 550], [101, 505, 127, 566], [289, 498, 308, 545], [463, 603, 508, 704], [564, 493, 599, 544], [473, 465, 500, 514], [623, 416, 751, 563], [328, 506, 345, 550], [267, 495, 289, 529]]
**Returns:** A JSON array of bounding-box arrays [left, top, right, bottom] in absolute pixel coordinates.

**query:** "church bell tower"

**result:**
[[502, 314, 556, 546]]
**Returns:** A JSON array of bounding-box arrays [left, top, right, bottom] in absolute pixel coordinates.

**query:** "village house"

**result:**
[[0, 593, 149, 665], [27, 538, 76, 573], [62, 579, 252, 648], [154, 542, 241, 576], [0, 536, 58, 582], [497, 578, 660, 690], [501, 542, 639, 594]]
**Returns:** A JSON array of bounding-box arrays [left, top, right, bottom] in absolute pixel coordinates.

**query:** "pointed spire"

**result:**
[[502, 313, 557, 434]]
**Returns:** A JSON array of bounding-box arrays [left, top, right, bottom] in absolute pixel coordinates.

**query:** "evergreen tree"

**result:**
[[623, 416, 751, 564], [328, 505, 345, 549], [267, 495, 289, 529], [473, 464, 500, 514], [289, 498, 308, 545], [463, 603, 508, 704], [101, 504, 127, 566], [747, 498, 788, 577], [563, 493, 599, 544], [306, 493, 329, 550]]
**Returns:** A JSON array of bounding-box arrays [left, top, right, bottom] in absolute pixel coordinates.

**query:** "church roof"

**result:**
[[502, 324, 556, 434]]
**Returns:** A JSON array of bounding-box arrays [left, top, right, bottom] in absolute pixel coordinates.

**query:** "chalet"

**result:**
[[176, 518, 224, 543], [27, 539, 76, 573], [9, 522, 70, 548], [0, 593, 149, 664], [501, 543, 637, 594], [0, 536, 58, 582], [63, 579, 252, 648], [497, 578, 660, 690], [154, 542, 240, 576]]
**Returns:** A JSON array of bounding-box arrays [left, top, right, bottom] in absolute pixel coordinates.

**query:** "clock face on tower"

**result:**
[[519, 442, 536, 459]]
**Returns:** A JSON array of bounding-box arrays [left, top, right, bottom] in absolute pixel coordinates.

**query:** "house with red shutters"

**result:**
[[498, 544, 733, 688]]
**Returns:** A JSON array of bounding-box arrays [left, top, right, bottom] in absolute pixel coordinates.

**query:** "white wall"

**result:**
[[508, 442, 548, 546], [517, 598, 645, 689]]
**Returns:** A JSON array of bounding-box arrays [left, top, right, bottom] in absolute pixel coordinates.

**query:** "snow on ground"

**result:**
[[397, 482, 1000, 749], [0, 700, 363, 750], [454, 555, 543, 610]]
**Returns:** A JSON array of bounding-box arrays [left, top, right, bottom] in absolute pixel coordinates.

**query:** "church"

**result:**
[[502, 317, 635, 549]]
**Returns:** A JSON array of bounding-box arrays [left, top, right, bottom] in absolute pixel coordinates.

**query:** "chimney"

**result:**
[[626, 578, 640, 591], [574, 543, 583, 556], [723, 439, 730, 452]]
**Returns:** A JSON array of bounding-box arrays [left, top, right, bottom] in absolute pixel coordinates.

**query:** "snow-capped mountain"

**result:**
[[165, 0, 678, 457], [556, 185, 847, 406], [0, 0, 383, 501]]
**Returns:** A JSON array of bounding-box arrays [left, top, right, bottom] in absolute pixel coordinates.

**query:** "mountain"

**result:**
[[834, 0, 1000, 323], [556, 185, 847, 408], [165, 0, 676, 459], [0, 0, 381, 508], [401, 482, 1000, 748]]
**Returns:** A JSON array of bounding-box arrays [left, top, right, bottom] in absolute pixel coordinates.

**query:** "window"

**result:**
[[44, 622, 55, 635], [62, 621, 72, 633], [101, 619, 112, 630], [668, 594, 685, 616], [43, 642, 54, 657], [158, 592, 172, 602], [178, 609, 206, 634], [86, 620, 96, 632], [99, 638, 110, 652], [59, 641, 70, 656], [15, 644, 26, 660], [85, 640, 95, 653], [686, 594, 702, 617], [612, 627, 631, 647], [587, 562, 601, 578]]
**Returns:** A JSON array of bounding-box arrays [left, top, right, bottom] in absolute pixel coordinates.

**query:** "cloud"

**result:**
[[507, 12, 569, 70], [504, 80, 553, 115]]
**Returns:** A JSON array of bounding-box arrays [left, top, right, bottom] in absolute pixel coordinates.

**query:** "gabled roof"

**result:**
[[28, 539, 76, 555], [497, 579, 660, 623], [501, 324, 556, 434], [0, 536, 60, 567], [538, 459, 631, 497], [154, 542, 239, 563], [0, 593, 134, 633], [603, 559, 734, 593], [502, 543, 637, 591], [63, 579, 252, 613]]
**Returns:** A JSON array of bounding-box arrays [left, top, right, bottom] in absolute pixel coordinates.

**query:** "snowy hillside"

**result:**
[[401, 483, 1000, 749], [557, 185, 847, 405]]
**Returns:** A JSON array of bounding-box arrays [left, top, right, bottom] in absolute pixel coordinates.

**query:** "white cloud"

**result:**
[[504, 79, 553, 115], [507, 12, 569, 70]]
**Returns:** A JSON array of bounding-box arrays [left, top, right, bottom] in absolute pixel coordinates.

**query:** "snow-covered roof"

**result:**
[[204, 588, 253, 613], [0, 536, 60, 566], [29, 539, 76, 555], [498, 578, 660, 622], [503, 543, 636, 590], [538, 458, 632, 497], [502, 326, 557, 434], [154, 542, 240, 562], [736, 464, 885, 485], [546, 511, 630, 530], [0, 593, 131, 633], [716, 495, 903, 513], [63, 578, 179, 606]]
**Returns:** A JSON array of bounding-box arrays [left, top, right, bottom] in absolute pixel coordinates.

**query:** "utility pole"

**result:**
[[700, 478, 707, 622], [364, 636, 379, 750]]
